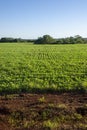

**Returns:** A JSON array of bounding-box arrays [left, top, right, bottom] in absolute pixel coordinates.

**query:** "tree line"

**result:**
[[0, 35, 87, 44], [0, 37, 35, 43], [34, 35, 87, 44]]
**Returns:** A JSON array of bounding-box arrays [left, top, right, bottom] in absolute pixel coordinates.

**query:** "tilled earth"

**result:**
[[0, 93, 87, 130]]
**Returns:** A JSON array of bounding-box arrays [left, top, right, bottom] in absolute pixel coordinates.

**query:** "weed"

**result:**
[[24, 120, 35, 128], [43, 120, 59, 130], [57, 104, 67, 109], [48, 103, 55, 108], [38, 96, 46, 103], [73, 113, 82, 120]]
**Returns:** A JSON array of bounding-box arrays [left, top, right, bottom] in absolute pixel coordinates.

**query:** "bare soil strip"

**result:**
[[0, 93, 87, 130]]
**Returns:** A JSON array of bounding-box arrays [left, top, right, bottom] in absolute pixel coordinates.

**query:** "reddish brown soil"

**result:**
[[0, 93, 87, 130]]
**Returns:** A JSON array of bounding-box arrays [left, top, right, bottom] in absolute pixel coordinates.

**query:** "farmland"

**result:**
[[0, 43, 87, 94], [0, 43, 87, 130]]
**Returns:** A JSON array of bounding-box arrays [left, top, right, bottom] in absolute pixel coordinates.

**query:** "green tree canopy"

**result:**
[[35, 35, 56, 44]]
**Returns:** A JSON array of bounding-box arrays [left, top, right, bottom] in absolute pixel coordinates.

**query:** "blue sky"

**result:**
[[0, 0, 87, 39]]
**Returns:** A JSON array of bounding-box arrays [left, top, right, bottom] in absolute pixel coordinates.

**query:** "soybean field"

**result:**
[[0, 43, 87, 94]]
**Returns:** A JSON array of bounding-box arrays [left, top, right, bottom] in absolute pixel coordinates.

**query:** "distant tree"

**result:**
[[56, 36, 85, 44], [34, 35, 56, 44], [74, 35, 84, 44], [56, 38, 64, 44], [84, 38, 87, 44], [74, 35, 82, 39], [69, 37, 76, 44], [63, 38, 70, 44], [35, 37, 43, 44], [0, 37, 14, 42]]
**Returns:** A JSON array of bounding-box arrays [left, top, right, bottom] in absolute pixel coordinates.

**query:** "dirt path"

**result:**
[[0, 93, 87, 130]]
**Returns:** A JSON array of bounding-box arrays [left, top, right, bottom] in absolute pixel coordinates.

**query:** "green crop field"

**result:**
[[0, 43, 87, 94]]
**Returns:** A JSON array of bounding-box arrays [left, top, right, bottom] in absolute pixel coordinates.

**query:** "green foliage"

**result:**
[[43, 120, 59, 129], [0, 37, 35, 43], [35, 35, 56, 44], [0, 43, 87, 94], [38, 96, 46, 103], [35, 35, 86, 44], [57, 104, 67, 109], [0, 35, 86, 44], [81, 81, 87, 92], [56, 35, 86, 44]]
